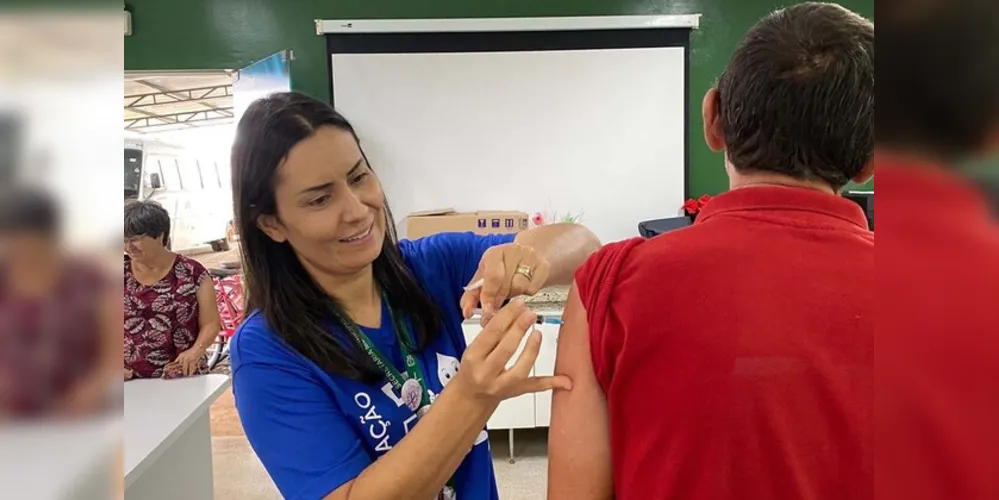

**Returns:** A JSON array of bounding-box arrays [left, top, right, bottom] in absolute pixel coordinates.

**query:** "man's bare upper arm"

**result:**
[[548, 282, 613, 500]]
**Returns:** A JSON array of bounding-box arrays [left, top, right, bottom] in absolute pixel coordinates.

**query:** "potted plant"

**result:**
[[531, 211, 583, 227], [681, 194, 713, 221]]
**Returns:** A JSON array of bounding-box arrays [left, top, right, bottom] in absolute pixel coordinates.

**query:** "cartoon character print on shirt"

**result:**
[[437, 352, 490, 447], [437, 352, 460, 388]]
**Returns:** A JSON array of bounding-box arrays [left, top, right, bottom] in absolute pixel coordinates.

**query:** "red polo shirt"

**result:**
[[876, 161, 999, 500], [576, 186, 874, 500]]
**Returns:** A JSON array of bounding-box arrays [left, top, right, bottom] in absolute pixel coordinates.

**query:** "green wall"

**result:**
[[125, 0, 874, 196]]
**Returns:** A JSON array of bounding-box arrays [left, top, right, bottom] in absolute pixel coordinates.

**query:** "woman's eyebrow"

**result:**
[[297, 158, 364, 195], [345, 157, 365, 176], [297, 181, 334, 196]]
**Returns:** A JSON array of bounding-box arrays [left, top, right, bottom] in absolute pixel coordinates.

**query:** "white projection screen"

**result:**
[[323, 18, 696, 243]]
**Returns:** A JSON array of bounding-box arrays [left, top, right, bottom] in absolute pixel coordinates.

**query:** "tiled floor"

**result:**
[[208, 388, 242, 438], [209, 389, 281, 499], [209, 388, 549, 499]]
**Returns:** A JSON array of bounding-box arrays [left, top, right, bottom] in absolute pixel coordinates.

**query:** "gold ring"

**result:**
[[515, 264, 534, 281]]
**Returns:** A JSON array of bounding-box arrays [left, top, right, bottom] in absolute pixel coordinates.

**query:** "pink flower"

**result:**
[[532, 212, 546, 226]]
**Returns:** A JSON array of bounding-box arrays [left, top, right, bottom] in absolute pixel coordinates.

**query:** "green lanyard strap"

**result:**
[[335, 294, 457, 495], [335, 294, 431, 412]]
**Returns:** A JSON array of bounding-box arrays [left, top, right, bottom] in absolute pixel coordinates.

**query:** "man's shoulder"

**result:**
[[954, 226, 999, 276], [575, 232, 709, 305], [625, 224, 736, 267], [580, 227, 725, 278]]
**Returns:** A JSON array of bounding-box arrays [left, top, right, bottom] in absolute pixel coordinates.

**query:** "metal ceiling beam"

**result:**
[[127, 106, 173, 121], [124, 107, 234, 130], [125, 84, 233, 109], [124, 70, 233, 81], [132, 79, 233, 117], [125, 100, 201, 130], [127, 118, 234, 133]]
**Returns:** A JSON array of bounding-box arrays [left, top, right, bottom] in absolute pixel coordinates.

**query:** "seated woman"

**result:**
[[123, 200, 220, 379], [0, 187, 118, 418]]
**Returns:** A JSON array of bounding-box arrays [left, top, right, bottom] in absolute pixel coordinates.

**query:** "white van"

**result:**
[[125, 135, 234, 252]]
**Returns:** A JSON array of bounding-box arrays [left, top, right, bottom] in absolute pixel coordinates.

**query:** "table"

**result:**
[[0, 416, 121, 499], [124, 374, 230, 500]]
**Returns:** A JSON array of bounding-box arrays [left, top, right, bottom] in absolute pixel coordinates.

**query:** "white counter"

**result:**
[[0, 416, 121, 499], [125, 374, 230, 500]]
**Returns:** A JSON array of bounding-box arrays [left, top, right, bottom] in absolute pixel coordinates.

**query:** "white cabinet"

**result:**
[[461, 316, 562, 462], [460, 322, 536, 430], [460, 318, 562, 430], [533, 323, 560, 427]]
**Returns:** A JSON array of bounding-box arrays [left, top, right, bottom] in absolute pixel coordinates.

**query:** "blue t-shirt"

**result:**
[[230, 232, 516, 500]]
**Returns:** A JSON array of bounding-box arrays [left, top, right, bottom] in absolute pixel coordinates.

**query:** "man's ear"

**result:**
[[702, 88, 725, 153], [853, 158, 875, 185], [256, 214, 288, 243]]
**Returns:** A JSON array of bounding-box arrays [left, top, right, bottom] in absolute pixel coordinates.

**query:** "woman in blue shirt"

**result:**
[[229, 92, 600, 500]]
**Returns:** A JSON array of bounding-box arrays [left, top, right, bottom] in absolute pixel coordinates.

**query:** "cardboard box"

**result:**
[[405, 208, 529, 239]]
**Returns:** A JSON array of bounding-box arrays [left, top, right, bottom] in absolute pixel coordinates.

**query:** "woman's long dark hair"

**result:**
[[231, 92, 442, 382]]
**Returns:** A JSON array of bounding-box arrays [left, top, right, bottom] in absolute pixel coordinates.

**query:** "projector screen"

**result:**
[[326, 22, 692, 243]]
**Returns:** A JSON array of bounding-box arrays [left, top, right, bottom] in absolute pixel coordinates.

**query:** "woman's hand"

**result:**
[[460, 243, 551, 325], [451, 299, 571, 405], [172, 347, 204, 377], [162, 363, 184, 379], [124, 368, 133, 381]]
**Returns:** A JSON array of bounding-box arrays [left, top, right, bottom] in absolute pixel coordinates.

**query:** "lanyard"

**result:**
[[335, 295, 458, 497], [336, 294, 432, 413]]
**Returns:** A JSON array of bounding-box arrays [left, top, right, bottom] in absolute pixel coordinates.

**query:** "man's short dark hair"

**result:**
[[0, 186, 59, 235], [124, 200, 171, 246], [718, 2, 874, 190], [877, 0, 999, 159]]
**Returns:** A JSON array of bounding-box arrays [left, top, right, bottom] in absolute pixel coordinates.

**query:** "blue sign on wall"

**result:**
[[233, 50, 292, 125]]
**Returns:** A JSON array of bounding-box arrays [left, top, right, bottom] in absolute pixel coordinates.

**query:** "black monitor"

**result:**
[[638, 216, 693, 238], [844, 191, 874, 230]]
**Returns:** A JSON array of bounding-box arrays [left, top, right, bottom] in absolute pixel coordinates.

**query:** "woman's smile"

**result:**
[[338, 222, 375, 246]]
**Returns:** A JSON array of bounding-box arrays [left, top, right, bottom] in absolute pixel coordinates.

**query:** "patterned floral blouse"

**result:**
[[124, 254, 209, 378], [0, 260, 105, 417]]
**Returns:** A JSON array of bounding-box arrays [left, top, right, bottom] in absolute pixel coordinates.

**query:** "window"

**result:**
[[198, 159, 221, 189], [177, 157, 203, 190], [154, 156, 181, 190]]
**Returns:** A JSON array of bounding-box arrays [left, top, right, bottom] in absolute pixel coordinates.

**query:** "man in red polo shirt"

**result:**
[[548, 4, 874, 499], [877, 1, 999, 499]]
